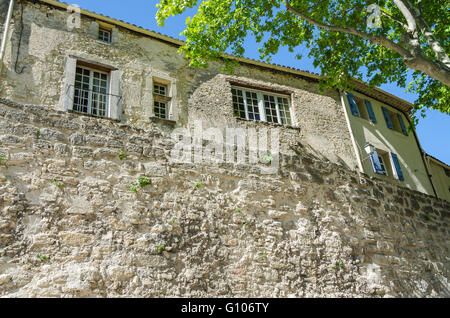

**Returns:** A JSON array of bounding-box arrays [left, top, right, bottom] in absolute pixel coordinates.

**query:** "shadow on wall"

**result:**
[[289, 141, 351, 170]]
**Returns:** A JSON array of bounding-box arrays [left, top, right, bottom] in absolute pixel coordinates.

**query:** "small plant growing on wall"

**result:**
[[138, 176, 151, 188], [234, 207, 241, 213], [36, 129, 40, 139], [261, 152, 273, 164], [194, 181, 205, 189], [51, 178, 64, 188], [0, 153, 7, 164], [260, 253, 268, 259], [118, 150, 127, 161], [37, 254, 50, 262], [156, 245, 165, 254], [129, 184, 138, 193], [330, 261, 345, 271]]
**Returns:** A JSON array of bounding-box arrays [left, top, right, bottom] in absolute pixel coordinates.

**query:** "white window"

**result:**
[[98, 28, 112, 43], [73, 66, 110, 117], [231, 87, 292, 126], [154, 84, 167, 96], [153, 83, 169, 119], [378, 154, 388, 176]]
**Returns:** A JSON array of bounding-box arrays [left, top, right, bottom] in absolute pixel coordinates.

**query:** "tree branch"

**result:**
[[408, 0, 449, 67], [284, 0, 410, 58], [392, 0, 417, 35], [379, 9, 408, 29], [284, 0, 450, 87]]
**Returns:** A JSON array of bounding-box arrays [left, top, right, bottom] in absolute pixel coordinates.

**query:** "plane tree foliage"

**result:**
[[156, 0, 450, 124]]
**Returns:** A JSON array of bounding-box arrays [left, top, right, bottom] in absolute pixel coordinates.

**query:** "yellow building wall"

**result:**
[[428, 160, 450, 202], [343, 91, 435, 196]]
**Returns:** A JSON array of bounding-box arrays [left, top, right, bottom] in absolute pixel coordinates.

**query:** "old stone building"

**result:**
[[0, 0, 449, 297]]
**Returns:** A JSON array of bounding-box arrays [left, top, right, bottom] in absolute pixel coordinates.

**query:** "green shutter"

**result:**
[[397, 114, 408, 136], [346, 92, 360, 117], [390, 153, 405, 181], [382, 107, 394, 129], [365, 100, 377, 123]]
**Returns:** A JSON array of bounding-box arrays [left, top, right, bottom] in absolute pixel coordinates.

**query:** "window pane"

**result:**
[[246, 92, 260, 121], [277, 97, 291, 125], [154, 101, 167, 119], [99, 29, 111, 43], [73, 66, 109, 117], [231, 88, 246, 119], [154, 84, 167, 96], [378, 155, 387, 175], [74, 67, 90, 113], [231, 87, 291, 125], [263, 95, 278, 124]]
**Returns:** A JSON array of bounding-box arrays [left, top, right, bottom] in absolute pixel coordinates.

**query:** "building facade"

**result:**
[[0, 0, 448, 202], [425, 155, 450, 202]]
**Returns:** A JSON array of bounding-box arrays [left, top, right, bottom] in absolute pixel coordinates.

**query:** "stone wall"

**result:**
[[0, 98, 449, 297]]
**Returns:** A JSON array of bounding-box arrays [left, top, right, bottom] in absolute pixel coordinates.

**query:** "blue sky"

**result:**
[[70, 0, 449, 164]]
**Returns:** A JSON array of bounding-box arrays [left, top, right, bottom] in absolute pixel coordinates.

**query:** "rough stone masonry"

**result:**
[[0, 98, 449, 297]]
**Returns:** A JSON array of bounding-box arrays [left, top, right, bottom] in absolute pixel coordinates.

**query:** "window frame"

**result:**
[[98, 28, 112, 43], [73, 65, 111, 118], [153, 83, 168, 97], [231, 86, 293, 126], [377, 153, 388, 176], [153, 82, 171, 120], [382, 107, 408, 136], [353, 95, 370, 121]]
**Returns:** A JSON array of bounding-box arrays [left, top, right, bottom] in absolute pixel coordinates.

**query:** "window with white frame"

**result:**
[[153, 83, 170, 119], [231, 87, 292, 126], [98, 28, 112, 43], [73, 66, 110, 117], [377, 153, 388, 176], [154, 83, 167, 96]]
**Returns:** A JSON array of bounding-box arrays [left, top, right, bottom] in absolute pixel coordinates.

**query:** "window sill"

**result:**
[[372, 171, 404, 184], [236, 117, 300, 131], [68, 109, 120, 122], [95, 39, 113, 46], [352, 114, 375, 125], [149, 116, 176, 126]]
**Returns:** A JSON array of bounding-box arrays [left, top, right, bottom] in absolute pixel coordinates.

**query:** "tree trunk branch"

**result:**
[[398, 0, 449, 65], [285, 1, 410, 57], [392, 0, 417, 34], [285, 0, 450, 87]]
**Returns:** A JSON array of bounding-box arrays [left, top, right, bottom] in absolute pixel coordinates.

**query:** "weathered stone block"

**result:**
[[72, 146, 93, 157], [69, 132, 85, 145], [0, 135, 25, 144], [59, 232, 95, 247], [39, 128, 64, 142]]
